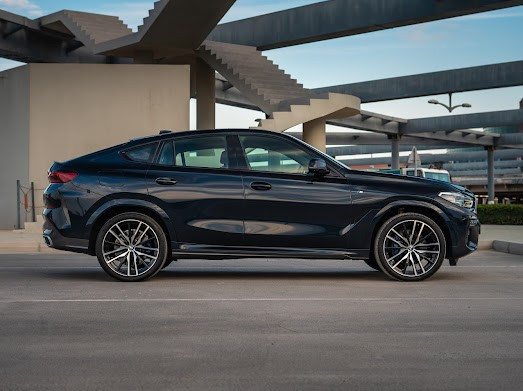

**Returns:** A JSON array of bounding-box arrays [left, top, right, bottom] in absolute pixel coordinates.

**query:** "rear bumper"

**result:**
[[43, 213, 90, 254], [450, 214, 480, 259]]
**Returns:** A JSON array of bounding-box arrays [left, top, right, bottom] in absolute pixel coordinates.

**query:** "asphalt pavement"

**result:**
[[0, 251, 522, 390]]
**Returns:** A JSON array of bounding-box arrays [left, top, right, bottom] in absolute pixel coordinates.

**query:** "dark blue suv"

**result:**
[[43, 129, 479, 282]]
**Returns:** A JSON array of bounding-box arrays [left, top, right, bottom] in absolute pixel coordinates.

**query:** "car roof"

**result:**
[[127, 128, 298, 145]]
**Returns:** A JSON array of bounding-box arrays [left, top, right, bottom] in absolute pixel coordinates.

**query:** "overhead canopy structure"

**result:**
[[313, 61, 523, 103], [208, 0, 523, 50]]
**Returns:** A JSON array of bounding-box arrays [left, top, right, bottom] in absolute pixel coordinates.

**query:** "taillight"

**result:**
[[48, 171, 78, 183]]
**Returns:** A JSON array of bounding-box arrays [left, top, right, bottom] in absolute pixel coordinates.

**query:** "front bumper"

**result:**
[[450, 214, 480, 259]]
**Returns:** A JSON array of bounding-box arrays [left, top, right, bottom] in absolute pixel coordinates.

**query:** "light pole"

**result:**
[[428, 93, 471, 113]]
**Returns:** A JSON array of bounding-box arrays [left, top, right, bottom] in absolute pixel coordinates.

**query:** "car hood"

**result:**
[[346, 169, 473, 196]]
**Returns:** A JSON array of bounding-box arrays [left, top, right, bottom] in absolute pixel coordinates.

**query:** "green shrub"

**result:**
[[477, 204, 523, 225]]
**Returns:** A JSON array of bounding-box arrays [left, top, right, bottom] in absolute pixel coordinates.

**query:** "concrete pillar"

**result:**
[[195, 59, 215, 129], [303, 118, 326, 152], [390, 136, 400, 169], [487, 147, 495, 204]]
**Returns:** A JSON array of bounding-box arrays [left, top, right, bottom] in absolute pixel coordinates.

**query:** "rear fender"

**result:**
[[86, 198, 176, 243]]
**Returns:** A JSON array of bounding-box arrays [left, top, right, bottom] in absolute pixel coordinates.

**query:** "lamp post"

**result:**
[[428, 93, 471, 113]]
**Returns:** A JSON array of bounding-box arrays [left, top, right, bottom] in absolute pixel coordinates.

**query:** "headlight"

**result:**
[[438, 192, 474, 209]]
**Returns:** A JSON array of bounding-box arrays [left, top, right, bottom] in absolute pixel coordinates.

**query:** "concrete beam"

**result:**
[[314, 61, 523, 103], [325, 110, 405, 135], [208, 0, 523, 50], [339, 149, 523, 167], [400, 109, 523, 134], [326, 144, 455, 157]]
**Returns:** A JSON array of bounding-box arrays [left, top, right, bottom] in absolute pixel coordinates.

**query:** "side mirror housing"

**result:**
[[308, 158, 329, 176]]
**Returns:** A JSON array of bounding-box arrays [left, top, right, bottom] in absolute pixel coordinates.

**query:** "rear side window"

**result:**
[[124, 142, 158, 163], [174, 136, 228, 169]]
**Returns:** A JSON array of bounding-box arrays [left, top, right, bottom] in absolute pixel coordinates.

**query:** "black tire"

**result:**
[[363, 258, 381, 271], [374, 212, 446, 282], [95, 212, 169, 282]]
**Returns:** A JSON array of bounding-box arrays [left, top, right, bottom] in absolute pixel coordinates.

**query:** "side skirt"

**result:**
[[172, 243, 369, 260]]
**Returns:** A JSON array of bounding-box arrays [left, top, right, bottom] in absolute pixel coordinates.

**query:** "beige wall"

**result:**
[[0, 63, 190, 229], [0, 67, 30, 229]]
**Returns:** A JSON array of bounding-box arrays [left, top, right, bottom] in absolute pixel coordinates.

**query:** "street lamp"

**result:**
[[428, 93, 471, 113]]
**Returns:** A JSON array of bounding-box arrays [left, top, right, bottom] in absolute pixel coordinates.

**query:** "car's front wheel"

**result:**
[[95, 212, 169, 282], [374, 213, 446, 281]]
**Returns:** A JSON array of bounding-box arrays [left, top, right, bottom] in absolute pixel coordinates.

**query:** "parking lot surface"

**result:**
[[0, 251, 522, 390]]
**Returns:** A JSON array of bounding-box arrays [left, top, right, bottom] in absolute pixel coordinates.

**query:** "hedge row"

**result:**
[[477, 204, 523, 225]]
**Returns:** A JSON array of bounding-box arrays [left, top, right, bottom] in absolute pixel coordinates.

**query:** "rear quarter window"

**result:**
[[122, 142, 158, 163]]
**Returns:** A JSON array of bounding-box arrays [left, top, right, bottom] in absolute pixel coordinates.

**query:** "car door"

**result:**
[[145, 134, 245, 247], [237, 133, 353, 251]]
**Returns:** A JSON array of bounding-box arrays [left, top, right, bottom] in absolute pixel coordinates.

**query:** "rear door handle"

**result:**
[[155, 177, 177, 186], [250, 181, 272, 191]]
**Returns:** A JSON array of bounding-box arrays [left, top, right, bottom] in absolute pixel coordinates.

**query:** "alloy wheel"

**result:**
[[101, 219, 160, 277], [382, 219, 441, 278]]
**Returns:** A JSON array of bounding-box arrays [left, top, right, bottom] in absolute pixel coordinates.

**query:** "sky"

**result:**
[[0, 0, 522, 132]]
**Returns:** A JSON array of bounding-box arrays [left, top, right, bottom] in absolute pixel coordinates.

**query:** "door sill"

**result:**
[[172, 243, 360, 260]]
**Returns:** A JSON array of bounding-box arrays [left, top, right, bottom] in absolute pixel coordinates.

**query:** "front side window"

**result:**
[[174, 136, 228, 169], [239, 135, 315, 174], [124, 142, 158, 163]]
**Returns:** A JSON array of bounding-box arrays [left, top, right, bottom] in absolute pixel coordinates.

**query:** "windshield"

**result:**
[[424, 172, 451, 183]]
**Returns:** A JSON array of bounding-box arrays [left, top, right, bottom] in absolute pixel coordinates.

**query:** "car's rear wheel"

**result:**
[[95, 212, 168, 282], [374, 213, 446, 281]]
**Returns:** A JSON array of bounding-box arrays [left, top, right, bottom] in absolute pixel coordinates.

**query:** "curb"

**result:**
[[492, 240, 523, 256], [478, 240, 493, 251], [0, 243, 63, 254]]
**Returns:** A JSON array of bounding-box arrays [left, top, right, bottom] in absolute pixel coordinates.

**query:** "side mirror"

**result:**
[[308, 158, 329, 176]]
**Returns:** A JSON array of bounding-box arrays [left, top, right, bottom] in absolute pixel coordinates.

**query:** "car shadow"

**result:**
[[155, 268, 386, 281], [37, 266, 387, 282]]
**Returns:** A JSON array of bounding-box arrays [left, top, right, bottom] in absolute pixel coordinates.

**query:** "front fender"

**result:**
[[374, 200, 451, 224], [346, 198, 457, 255]]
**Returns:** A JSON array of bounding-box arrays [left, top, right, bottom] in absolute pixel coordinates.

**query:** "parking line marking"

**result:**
[[0, 297, 522, 303]]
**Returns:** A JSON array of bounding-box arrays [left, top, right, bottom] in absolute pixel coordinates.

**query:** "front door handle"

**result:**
[[250, 181, 272, 191], [155, 177, 177, 186]]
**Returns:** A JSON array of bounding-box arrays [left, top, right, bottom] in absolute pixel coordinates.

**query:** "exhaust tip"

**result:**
[[43, 235, 53, 247]]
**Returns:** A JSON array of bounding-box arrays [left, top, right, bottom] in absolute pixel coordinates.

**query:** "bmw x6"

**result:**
[[43, 129, 480, 282]]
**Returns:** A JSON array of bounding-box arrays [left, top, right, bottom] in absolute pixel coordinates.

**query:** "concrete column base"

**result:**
[[303, 118, 326, 152]]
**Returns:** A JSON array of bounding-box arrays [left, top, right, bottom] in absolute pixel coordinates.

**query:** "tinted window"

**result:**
[[174, 136, 228, 169], [239, 135, 315, 174], [124, 143, 158, 163], [158, 141, 174, 165]]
